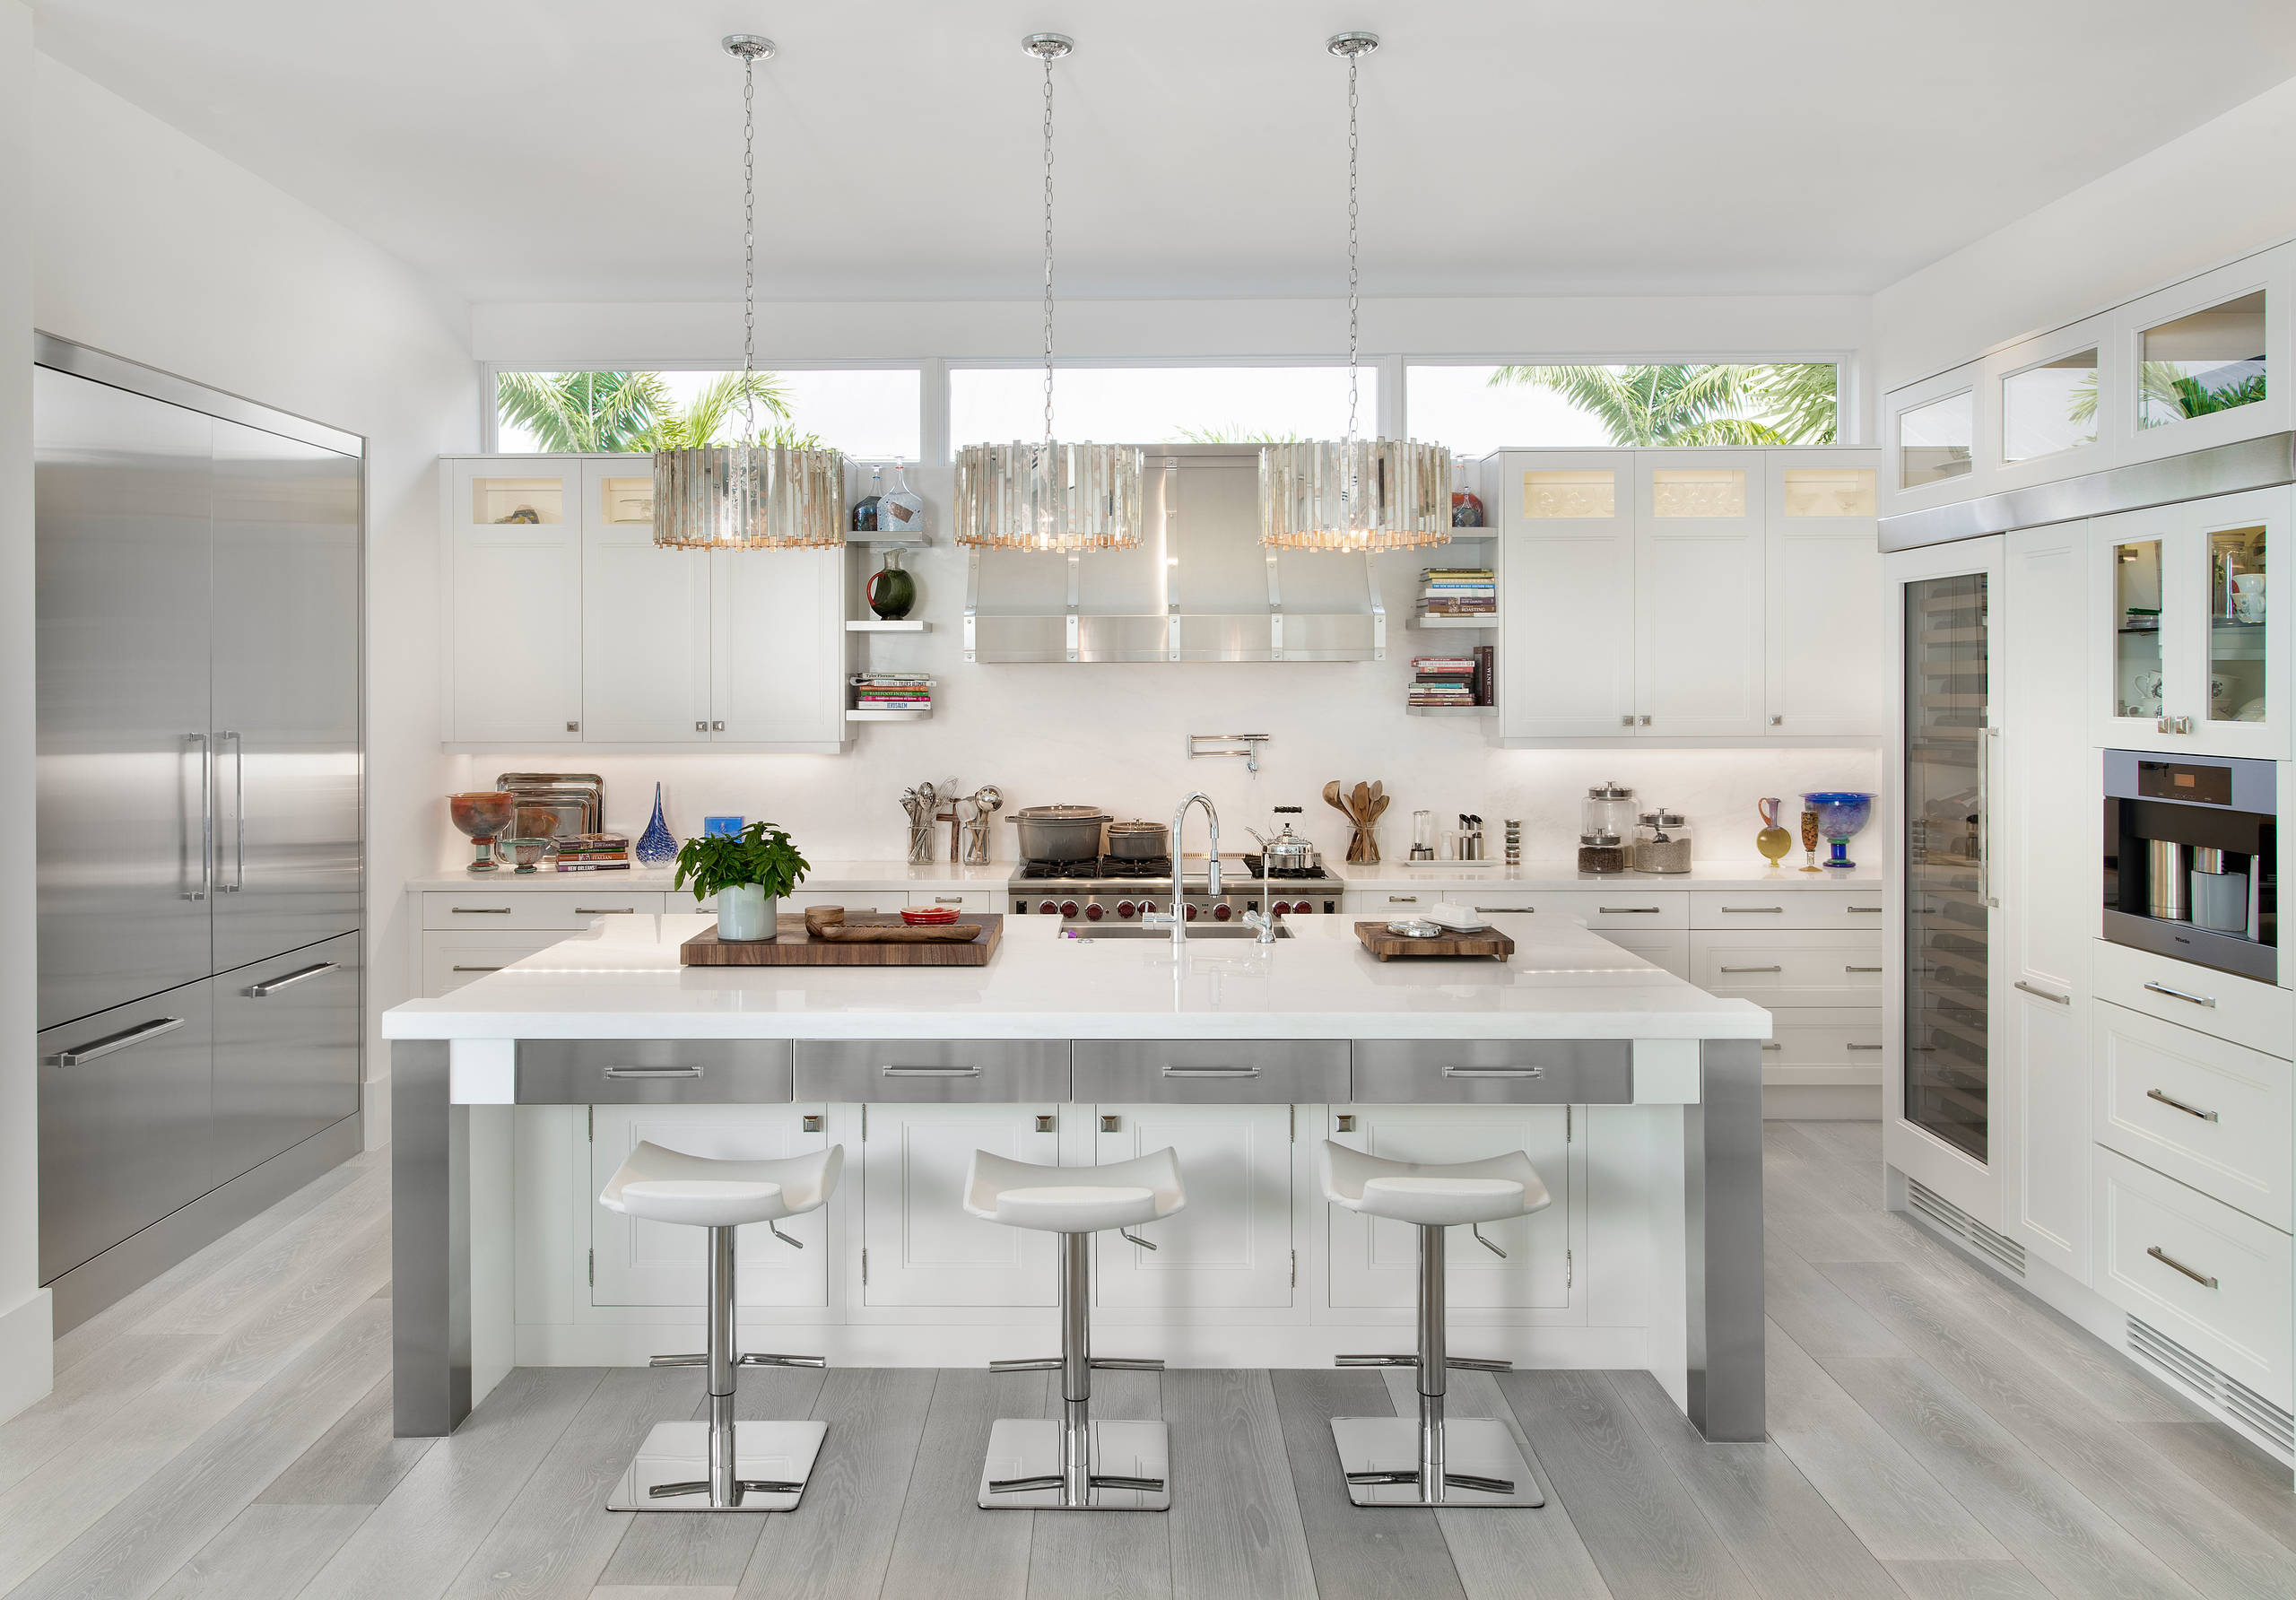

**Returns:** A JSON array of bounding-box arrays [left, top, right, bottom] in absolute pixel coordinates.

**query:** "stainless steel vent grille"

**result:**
[[1905, 1178, 2028, 1277], [2127, 1317, 2295, 1457]]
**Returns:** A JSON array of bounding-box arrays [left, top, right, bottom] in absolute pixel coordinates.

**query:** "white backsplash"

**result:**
[[448, 526, 1880, 866]]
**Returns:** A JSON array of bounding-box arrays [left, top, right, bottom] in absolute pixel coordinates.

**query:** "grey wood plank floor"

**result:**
[[3, 1128, 2289, 1600]]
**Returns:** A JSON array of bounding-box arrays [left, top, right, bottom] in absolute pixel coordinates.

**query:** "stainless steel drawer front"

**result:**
[[1074, 1040, 1349, 1103], [795, 1040, 1071, 1102], [517, 1039, 792, 1103], [1351, 1039, 1633, 1103]]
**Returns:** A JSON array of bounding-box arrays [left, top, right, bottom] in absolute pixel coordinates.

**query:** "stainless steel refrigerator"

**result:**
[[34, 337, 363, 1330]]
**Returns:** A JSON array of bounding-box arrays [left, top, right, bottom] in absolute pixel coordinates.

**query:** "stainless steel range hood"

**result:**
[[962, 442, 1385, 663]]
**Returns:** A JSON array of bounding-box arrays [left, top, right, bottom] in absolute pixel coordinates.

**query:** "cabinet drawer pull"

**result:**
[[2143, 981, 2216, 1009], [882, 1065, 980, 1077], [2145, 1087, 2220, 1123], [1162, 1065, 1259, 1078], [1846, 1042, 1883, 1051], [2146, 1245, 2218, 1289], [576, 906, 636, 915], [604, 1065, 703, 1080], [934, 896, 965, 905], [450, 965, 504, 973], [1761, 1042, 1781, 1052], [1598, 906, 1662, 914], [1845, 965, 1883, 973], [1387, 895, 1420, 904], [451, 906, 513, 914], [2014, 980, 2070, 1004], [1720, 965, 1783, 973], [1472, 905, 1526, 914], [1720, 906, 1784, 913], [248, 961, 341, 997], [1441, 1064, 1544, 1079], [1848, 906, 1882, 913], [51, 1014, 185, 1066]]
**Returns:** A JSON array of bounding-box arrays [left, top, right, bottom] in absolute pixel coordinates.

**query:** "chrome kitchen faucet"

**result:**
[[1144, 793, 1221, 946]]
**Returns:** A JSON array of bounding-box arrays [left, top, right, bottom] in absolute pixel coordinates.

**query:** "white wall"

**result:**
[[31, 51, 476, 1150], [1873, 74, 2296, 395], [0, 0, 53, 1423]]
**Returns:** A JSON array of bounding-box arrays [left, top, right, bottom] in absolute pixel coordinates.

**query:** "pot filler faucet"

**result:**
[[1144, 792, 1221, 946]]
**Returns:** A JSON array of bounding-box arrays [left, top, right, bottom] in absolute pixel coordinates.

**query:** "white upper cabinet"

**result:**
[[447, 459, 584, 742], [2115, 251, 2291, 466], [1494, 452, 1636, 741], [1882, 362, 1980, 520], [712, 547, 846, 745], [1636, 450, 1767, 736], [1982, 313, 2120, 495], [579, 463, 712, 742], [1766, 455, 1884, 736]]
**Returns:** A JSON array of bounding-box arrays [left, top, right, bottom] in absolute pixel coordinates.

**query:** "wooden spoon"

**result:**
[[1323, 778, 1345, 817], [1351, 781, 1372, 825]]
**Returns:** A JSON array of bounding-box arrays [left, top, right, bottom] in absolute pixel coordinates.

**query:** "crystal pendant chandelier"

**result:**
[[954, 34, 1142, 553], [1259, 33, 1450, 553], [654, 35, 846, 551]]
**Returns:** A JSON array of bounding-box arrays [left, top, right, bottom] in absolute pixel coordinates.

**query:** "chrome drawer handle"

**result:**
[[1761, 1042, 1782, 1052], [450, 964, 504, 973], [51, 1014, 185, 1066], [1720, 906, 1784, 913], [1472, 906, 1526, 914], [935, 896, 965, 905], [451, 906, 513, 914], [1845, 965, 1883, 973], [1720, 965, 1783, 973], [2014, 981, 2070, 1004], [1846, 1042, 1883, 1051], [1162, 1065, 1259, 1078], [248, 961, 341, 997], [2146, 1245, 2217, 1289], [604, 1065, 703, 1080], [1848, 906, 1882, 913], [882, 1065, 980, 1077], [1387, 895, 1419, 904], [1599, 906, 1662, 913], [1442, 1065, 1544, 1078], [2145, 1088, 2219, 1123], [576, 907, 636, 915], [2144, 981, 2216, 1009]]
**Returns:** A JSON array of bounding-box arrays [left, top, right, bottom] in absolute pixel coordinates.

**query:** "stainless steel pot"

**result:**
[[1008, 804, 1109, 862], [1104, 820, 1170, 860]]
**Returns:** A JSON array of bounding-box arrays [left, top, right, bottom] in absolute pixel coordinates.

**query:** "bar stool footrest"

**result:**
[[987, 1357, 1062, 1373], [1090, 1357, 1164, 1371], [607, 1420, 829, 1514], [1329, 1415, 1546, 1509], [977, 1417, 1170, 1511], [1334, 1354, 1419, 1368], [647, 1353, 708, 1369], [737, 1352, 826, 1369], [1446, 1357, 1513, 1372]]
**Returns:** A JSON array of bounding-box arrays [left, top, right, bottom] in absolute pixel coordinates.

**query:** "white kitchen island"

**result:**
[[381, 912, 1768, 1445]]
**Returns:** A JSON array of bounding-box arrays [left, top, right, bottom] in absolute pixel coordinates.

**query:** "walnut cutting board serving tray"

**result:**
[[682, 912, 1003, 967], [1352, 921, 1515, 961]]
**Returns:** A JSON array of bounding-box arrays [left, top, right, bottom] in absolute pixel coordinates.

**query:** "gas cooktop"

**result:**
[[1009, 855, 1343, 888], [1005, 856, 1344, 926]]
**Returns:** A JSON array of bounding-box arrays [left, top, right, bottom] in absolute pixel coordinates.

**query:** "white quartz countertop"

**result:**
[[381, 911, 1770, 1042], [1344, 861, 1881, 892], [404, 858, 1017, 893]]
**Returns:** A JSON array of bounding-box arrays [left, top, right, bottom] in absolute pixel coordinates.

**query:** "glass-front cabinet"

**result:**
[[1882, 361, 1982, 518], [2118, 253, 2288, 465], [2090, 488, 2288, 760]]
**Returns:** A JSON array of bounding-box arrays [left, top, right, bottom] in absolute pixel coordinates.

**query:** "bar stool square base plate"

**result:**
[[977, 1418, 1170, 1510], [607, 1420, 828, 1513], [1330, 1415, 1546, 1508]]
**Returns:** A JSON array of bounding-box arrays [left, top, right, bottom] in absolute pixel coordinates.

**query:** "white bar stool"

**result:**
[[1322, 1140, 1551, 1508], [965, 1147, 1186, 1511], [596, 1140, 843, 1512]]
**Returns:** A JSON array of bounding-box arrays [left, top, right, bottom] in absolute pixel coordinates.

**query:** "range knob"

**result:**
[[1059, 900, 1080, 918], [1138, 900, 1158, 916], [1116, 900, 1135, 918], [1039, 900, 1059, 916], [1270, 900, 1292, 916], [1083, 903, 1104, 921], [1213, 902, 1233, 922], [1293, 900, 1317, 915], [1184, 903, 1199, 922]]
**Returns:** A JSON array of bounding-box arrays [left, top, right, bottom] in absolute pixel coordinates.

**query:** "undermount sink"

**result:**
[[1063, 924, 1292, 941]]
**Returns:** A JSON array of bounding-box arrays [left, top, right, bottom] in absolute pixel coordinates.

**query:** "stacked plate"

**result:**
[[901, 906, 961, 926]]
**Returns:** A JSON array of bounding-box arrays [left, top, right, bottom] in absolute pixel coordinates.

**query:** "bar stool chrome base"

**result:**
[[608, 1418, 829, 1513], [1330, 1412, 1544, 1508], [978, 1415, 1171, 1510]]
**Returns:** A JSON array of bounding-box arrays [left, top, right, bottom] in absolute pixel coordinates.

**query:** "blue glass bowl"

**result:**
[[1802, 791, 1874, 868]]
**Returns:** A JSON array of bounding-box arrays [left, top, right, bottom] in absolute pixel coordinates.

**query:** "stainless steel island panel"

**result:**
[[518, 1038, 793, 1103], [1350, 1038, 1634, 1102], [1073, 1039, 1350, 1102], [794, 1039, 1071, 1102]]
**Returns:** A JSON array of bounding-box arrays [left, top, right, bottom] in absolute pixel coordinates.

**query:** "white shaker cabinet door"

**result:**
[[1765, 453, 1883, 736], [859, 1102, 1059, 1307], [1091, 1104, 1293, 1310], [588, 1105, 831, 1309], [1635, 450, 1766, 737], [1325, 1105, 1572, 1311], [1498, 452, 1636, 740], [448, 459, 583, 742], [711, 546, 845, 745], [579, 462, 711, 741]]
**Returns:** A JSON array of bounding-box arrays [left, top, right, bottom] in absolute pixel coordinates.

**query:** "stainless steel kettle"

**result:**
[[1248, 806, 1323, 873]]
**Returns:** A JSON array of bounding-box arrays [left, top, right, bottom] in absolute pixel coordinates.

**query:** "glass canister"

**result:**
[[1582, 781, 1637, 839], [1632, 809, 1693, 874], [1578, 830, 1628, 874]]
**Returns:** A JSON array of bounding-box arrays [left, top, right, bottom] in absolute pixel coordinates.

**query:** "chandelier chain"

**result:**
[[742, 50, 757, 438], [1345, 47, 1360, 449], [1041, 50, 1057, 450]]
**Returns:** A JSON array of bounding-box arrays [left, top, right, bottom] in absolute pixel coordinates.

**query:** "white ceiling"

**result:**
[[33, 0, 2296, 307]]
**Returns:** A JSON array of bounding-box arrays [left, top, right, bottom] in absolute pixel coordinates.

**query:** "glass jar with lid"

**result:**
[[1578, 830, 1628, 874], [1582, 781, 1637, 839], [1632, 809, 1692, 874]]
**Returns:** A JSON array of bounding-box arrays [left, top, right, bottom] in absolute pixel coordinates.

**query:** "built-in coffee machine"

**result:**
[[2103, 750, 2276, 981]]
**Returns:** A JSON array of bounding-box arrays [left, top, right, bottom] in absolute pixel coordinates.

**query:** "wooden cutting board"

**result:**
[[683, 913, 1003, 966], [1353, 920, 1515, 961]]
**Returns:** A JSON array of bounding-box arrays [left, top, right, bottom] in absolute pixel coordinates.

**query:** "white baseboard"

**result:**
[[1764, 1085, 1881, 1119], [0, 1287, 55, 1423]]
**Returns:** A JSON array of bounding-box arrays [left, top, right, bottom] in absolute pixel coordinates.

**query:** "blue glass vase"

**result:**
[[1802, 791, 1873, 870], [636, 783, 678, 867]]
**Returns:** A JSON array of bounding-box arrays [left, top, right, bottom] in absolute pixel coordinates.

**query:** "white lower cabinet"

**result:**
[[1326, 1105, 1572, 1310], [588, 1105, 830, 1309], [859, 1101, 1060, 1307], [421, 931, 562, 996], [1692, 928, 1883, 1006], [1091, 1104, 1294, 1309], [2095, 1001, 2292, 1232], [1599, 930, 1690, 980], [1761, 1008, 1886, 1086]]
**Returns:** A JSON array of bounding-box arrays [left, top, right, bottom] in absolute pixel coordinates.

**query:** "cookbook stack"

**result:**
[[1418, 566, 1496, 620], [1410, 653, 1478, 709], [850, 672, 934, 714], [552, 832, 631, 872]]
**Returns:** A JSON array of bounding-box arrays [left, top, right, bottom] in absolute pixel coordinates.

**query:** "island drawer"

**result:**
[[1074, 1040, 1349, 1102], [1350, 1039, 1632, 1103], [423, 890, 667, 929], [795, 1040, 1071, 1101], [517, 1039, 793, 1103]]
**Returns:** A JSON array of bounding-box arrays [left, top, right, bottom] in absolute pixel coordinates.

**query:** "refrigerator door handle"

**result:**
[[1977, 723, 1997, 908], [185, 732, 211, 901], [247, 960, 341, 998], [222, 729, 245, 892]]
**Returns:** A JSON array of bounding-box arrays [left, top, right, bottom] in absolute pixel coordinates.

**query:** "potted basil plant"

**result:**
[[674, 822, 810, 941]]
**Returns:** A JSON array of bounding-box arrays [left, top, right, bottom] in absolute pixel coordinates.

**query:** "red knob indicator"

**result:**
[[1084, 903, 1103, 921], [1213, 902, 1233, 922], [1184, 903, 1199, 921], [1116, 900, 1135, 918], [1059, 900, 1079, 918], [1039, 900, 1058, 916]]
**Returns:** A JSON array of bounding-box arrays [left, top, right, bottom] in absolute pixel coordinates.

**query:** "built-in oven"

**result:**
[[2102, 749, 2276, 982]]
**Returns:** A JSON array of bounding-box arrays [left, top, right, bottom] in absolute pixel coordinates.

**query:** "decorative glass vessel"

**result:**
[[1755, 796, 1794, 866], [866, 549, 917, 620], [653, 445, 847, 550], [954, 439, 1144, 552], [448, 792, 517, 874], [1259, 439, 1453, 552], [1803, 791, 1874, 870], [852, 465, 881, 533], [876, 460, 926, 540], [636, 783, 679, 867], [1799, 805, 1822, 873]]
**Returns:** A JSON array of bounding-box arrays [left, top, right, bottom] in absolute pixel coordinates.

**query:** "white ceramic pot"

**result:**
[[717, 883, 778, 941]]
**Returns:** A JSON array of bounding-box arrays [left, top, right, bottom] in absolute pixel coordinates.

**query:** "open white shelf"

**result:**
[[847, 708, 933, 722], [1405, 704, 1497, 717], [847, 619, 931, 632], [1409, 613, 1500, 630]]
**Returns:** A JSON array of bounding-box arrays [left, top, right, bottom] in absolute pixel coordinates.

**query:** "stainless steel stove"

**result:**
[[1006, 855, 1345, 927]]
